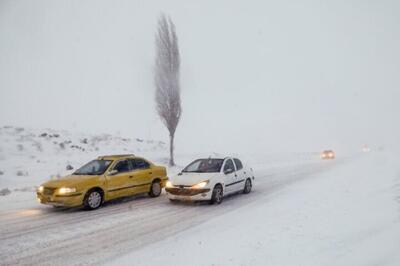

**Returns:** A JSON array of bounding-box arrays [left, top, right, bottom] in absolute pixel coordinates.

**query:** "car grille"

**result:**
[[166, 187, 210, 196], [43, 187, 57, 196]]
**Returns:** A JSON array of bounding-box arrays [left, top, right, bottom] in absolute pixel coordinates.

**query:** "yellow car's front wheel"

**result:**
[[83, 189, 103, 210]]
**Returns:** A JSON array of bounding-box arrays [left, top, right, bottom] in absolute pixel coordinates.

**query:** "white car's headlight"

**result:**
[[166, 181, 173, 188], [192, 180, 209, 189], [58, 187, 76, 194], [37, 186, 44, 193]]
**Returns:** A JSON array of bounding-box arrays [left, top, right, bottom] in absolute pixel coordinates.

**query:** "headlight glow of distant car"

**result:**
[[58, 187, 76, 194], [166, 181, 173, 188], [37, 186, 44, 193], [192, 180, 209, 189]]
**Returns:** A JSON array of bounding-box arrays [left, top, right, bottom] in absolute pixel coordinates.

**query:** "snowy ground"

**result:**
[[112, 153, 400, 266], [0, 126, 399, 265]]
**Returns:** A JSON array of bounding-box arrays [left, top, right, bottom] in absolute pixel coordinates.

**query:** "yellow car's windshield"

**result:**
[[73, 160, 112, 175]]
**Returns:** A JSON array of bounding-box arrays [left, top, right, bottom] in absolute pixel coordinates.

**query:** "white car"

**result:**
[[165, 157, 255, 204]]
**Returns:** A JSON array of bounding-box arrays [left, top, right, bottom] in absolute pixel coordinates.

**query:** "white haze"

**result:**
[[0, 0, 399, 154]]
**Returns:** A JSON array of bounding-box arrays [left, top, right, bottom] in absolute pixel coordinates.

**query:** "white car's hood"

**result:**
[[170, 172, 218, 186]]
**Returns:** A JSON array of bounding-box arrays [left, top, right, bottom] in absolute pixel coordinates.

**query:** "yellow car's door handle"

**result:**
[[129, 175, 134, 178]]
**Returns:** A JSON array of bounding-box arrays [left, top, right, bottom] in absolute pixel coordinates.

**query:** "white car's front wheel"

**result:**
[[210, 185, 223, 205]]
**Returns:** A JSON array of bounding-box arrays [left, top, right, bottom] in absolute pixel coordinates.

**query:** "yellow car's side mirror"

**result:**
[[108, 169, 118, 176]]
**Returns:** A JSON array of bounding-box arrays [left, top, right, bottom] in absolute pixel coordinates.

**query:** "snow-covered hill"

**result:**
[[0, 125, 167, 192]]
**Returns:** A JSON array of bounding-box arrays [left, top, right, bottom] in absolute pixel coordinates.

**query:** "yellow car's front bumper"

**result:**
[[37, 192, 84, 207]]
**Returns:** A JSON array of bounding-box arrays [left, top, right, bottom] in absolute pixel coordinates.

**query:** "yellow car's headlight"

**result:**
[[58, 187, 76, 194], [37, 186, 44, 193], [192, 180, 209, 189], [166, 181, 173, 188]]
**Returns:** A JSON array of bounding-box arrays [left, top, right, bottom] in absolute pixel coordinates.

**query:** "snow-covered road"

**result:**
[[0, 156, 344, 266], [113, 152, 400, 266]]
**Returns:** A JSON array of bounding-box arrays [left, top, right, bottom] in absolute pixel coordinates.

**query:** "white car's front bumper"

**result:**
[[166, 187, 212, 201]]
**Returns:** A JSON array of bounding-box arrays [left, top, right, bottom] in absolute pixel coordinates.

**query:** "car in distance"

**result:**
[[321, 150, 335, 159], [37, 154, 168, 210], [362, 145, 370, 153], [165, 157, 254, 204]]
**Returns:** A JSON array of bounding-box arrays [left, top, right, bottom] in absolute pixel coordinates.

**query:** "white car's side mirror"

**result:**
[[224, 168, 234, 175]]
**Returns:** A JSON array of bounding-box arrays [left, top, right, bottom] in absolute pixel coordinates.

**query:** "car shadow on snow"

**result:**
[[167, 190, 249, 207]]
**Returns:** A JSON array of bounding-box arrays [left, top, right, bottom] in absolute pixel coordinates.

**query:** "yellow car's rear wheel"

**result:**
[[149, 180, 161, 197]]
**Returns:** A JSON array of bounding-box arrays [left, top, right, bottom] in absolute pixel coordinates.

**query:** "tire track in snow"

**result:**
[[0, 194, 167, 240]]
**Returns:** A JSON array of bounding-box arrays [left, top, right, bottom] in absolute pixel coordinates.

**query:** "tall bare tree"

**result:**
[[154, 14, 182, 166]]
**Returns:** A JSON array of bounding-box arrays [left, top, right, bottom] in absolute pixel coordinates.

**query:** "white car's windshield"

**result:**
[[73, 160, 112, 175], [182, 159, 224, 173]]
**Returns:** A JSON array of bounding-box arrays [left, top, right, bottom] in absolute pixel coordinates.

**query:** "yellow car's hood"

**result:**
[[42, 174, 99, 188]]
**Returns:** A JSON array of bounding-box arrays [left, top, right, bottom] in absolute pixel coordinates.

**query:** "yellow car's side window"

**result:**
[[113, 160, 131, 174], [130, 158, 151, 171]]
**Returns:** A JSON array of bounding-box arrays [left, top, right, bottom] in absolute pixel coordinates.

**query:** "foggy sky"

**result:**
[[1, 0, 399, 154]]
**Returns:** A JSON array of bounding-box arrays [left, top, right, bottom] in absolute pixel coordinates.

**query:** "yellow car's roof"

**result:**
[[97, 154, 136, 160]]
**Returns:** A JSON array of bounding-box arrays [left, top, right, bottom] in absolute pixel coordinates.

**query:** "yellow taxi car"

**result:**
[[37, 154, 168, 210]]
